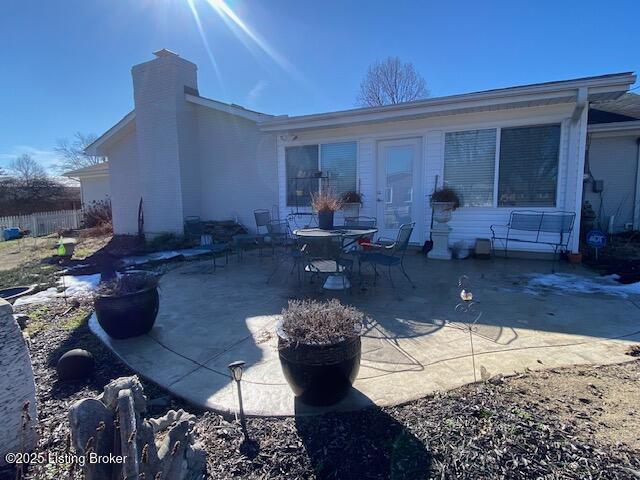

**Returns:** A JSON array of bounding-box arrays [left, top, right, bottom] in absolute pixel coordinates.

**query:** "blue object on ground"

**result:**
[[3, 228, 21, 241]]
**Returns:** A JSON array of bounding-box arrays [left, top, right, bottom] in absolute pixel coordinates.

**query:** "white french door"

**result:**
[[376, 138, 423, 242]]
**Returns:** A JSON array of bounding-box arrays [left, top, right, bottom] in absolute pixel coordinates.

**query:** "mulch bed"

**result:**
[[2, 299, 639, 479]]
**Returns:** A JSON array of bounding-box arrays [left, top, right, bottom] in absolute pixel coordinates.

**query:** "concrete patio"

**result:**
[[89, 252, 640, 416]]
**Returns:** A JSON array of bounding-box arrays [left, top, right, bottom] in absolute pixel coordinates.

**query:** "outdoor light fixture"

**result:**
[[228, 360, 249, 441], [228, 360, 245, 382]]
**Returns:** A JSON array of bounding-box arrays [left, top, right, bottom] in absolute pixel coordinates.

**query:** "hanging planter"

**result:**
[[341, 191, 363, 218]]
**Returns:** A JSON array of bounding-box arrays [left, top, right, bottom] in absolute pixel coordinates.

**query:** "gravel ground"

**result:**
[[2, 299, 639, 479]]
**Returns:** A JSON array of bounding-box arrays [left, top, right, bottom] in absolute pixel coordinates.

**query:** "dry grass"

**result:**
[[96, 271, 158, 296], [311, 190, 342, 213], [280, 299, 365, 345]]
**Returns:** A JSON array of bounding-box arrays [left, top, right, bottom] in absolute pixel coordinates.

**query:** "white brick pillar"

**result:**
[[0, 299, 38, 466], [132, 49, 198, 235]]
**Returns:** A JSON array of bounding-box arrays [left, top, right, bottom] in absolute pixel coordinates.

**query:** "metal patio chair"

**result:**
[[265, 219, 304, 284], [359, 222, 416, 288], [301, 235, 353, 292], [184, 217, 230, 271]]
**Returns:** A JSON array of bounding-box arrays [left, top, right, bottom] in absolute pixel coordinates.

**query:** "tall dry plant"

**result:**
[[311, 190, 342, 212]]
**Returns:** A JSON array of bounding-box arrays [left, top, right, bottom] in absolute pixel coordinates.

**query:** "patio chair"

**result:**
[[301, 235, 353, 292], [343, 216, 377, 252], [344, 216, 377, 229], [254, 209, 271, 234], [184, 217, 230, 271], [359, 222, 416, 288], [266, 219, 304, 283]]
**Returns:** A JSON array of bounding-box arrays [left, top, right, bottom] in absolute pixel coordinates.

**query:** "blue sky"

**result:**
[[1, 0, 638, 173]]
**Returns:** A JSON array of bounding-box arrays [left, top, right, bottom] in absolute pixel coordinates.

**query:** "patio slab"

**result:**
[[89, 253, 640, 416]]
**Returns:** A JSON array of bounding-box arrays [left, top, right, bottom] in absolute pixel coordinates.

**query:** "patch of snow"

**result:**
[[522, 273, 640, 298], [13, 273, 101, 305], [13, 287, 60, 306], [121, 248, 210, 266]]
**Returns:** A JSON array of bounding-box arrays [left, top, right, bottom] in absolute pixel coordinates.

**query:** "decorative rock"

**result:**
[[0, 299, 38, 467], [13, 314, 29, 330], [68, 398, 115, 480], [101, 375, 147, 414], [56, 349, 95, 382], [68, 375, 205, 480]]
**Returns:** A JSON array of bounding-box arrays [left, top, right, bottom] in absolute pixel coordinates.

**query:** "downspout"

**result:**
[[572, 87, 589, 253], [634, 137, 640, 229]]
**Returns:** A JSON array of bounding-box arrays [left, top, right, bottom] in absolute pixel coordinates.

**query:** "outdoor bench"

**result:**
[[490, 211, 576, 257]]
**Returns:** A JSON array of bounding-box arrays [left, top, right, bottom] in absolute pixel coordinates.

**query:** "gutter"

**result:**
[[571, 87, 588, 122]]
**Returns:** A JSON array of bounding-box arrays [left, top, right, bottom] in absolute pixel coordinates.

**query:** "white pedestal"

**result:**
[[427, 225, 452, 260]]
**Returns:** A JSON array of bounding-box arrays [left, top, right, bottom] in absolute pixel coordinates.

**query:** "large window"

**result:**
[[498, 125, 560, 207], [285, 142, 357, 206], [444, 129, 496, 207], [442, 124, 560, 208]]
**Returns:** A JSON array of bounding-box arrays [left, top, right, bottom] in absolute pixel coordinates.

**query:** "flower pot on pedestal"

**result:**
[[428, 202, 455, 260]]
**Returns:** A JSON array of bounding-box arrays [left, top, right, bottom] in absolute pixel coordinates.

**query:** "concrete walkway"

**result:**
[[90, 253, 640, 416]]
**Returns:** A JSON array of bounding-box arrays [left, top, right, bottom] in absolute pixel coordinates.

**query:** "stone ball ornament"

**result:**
[[57, 348, 95, 382]]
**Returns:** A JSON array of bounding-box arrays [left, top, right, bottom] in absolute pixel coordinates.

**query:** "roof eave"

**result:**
[[84, 111, 136, 156], [588, 120, 640, 134], [259, 72, 637, 132], [185, 94, 272, 122]]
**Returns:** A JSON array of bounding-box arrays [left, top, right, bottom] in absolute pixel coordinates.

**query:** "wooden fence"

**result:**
[[0, 209, 82, 239]]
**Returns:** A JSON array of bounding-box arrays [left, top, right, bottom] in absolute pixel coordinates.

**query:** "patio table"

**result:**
[[293, 227, 378, 290]]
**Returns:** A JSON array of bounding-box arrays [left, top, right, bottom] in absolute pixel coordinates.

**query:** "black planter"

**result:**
[[318, 211, 335, 230], [95, 287, 159, 339], [277, 325, 361, 406]]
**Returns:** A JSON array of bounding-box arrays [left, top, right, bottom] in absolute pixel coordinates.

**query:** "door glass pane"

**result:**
[[384, 145, 413, 228]]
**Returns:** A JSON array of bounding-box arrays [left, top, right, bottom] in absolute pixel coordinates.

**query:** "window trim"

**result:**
[[442, 122, 562, 209]]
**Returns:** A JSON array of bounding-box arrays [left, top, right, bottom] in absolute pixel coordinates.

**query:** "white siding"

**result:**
[[585, 134, 639, 232], [108, 128, 141, 235], [275, 103, 586, 252], [196, 105, 277, 232], [80, 175, 110, 206]]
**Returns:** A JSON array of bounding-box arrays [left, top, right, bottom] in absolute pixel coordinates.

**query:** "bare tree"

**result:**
[[10, 154, 47, 184], [55, 132, 105, 172], [356, 57, 429, 107]]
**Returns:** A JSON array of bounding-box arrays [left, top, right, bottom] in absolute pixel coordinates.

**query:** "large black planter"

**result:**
[[318, 211, 335, 230], [277, 324, 361, 406], [95, 287, 159, 339]]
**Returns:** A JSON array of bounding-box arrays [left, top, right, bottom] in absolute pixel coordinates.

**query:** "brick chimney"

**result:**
[[131, 50, 199, 235]]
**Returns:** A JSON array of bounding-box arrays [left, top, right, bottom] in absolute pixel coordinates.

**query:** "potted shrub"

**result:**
[[311, 190, 342, 229], [94, 272, 160, 339], [277, 299, 365, 406], [341, 191, 363, 217], [430, 187, 461, 225]]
